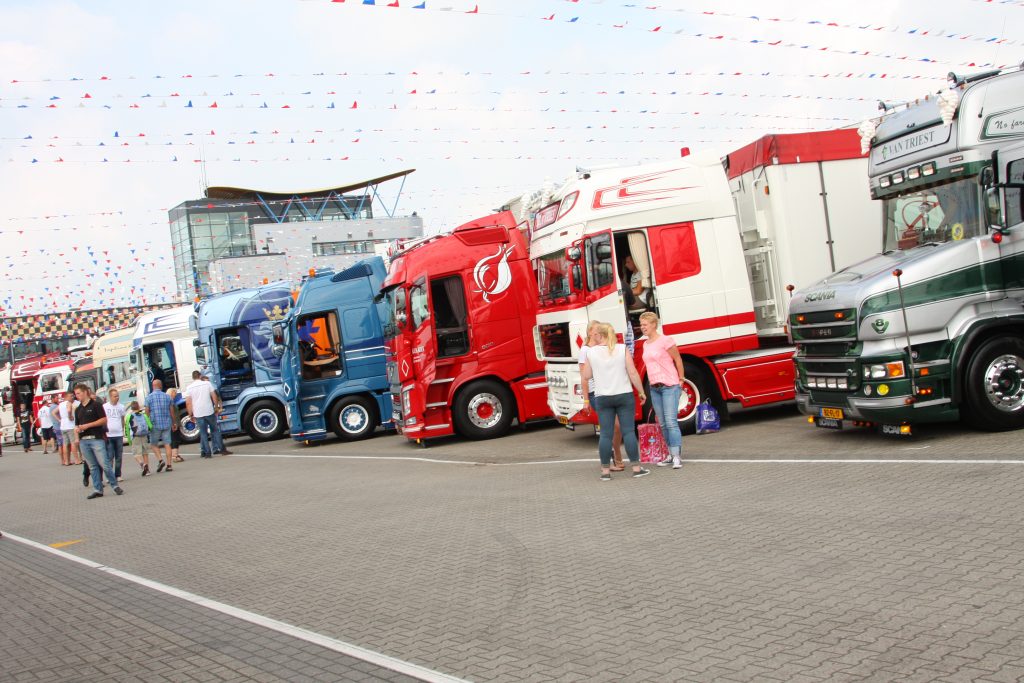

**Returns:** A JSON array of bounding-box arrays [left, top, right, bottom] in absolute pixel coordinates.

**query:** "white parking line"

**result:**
[[0, 532, 470, 683], [232, 453, 1024, 466]]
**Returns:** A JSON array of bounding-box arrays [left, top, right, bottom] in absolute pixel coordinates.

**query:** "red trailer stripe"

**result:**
[[662, 311, 756, 336]]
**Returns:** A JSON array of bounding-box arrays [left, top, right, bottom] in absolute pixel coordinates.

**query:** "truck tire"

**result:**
[[243, 400, 286, 441], [452, 379, 514, 440], [329, 395, 378, 441], [963, 336, 1024, 431], [178, 413, 200, 443]]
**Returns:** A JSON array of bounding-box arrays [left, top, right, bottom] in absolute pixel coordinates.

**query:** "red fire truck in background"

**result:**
[[381, 211, 551, 442], [529, 129, 879, 431]]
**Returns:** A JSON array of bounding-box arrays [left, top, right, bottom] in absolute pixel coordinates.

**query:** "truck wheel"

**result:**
[[963, 337, 1024, 431], [329, 396, 378, 441], [243, 400, 285, 441], [678, 362, 716, 435], [178, 414, 200, 443], [453, 380, 514, 440]]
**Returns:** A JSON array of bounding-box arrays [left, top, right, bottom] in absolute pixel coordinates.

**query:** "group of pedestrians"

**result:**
[[16, 370, 231, 500], [579, 312, 685, 481]]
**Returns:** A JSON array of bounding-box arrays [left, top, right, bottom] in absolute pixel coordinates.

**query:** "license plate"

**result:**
[[820, 407, 844, 420], [815, 417, 843, 430]]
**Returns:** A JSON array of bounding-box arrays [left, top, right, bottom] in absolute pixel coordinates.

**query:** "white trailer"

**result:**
[[725, 129, 882, 335]]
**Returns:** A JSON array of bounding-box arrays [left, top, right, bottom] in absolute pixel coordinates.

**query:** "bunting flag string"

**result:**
[[312, 0, 1013, 69], [539, 0, 1022, 47], [1, 86, 893, 108], [4, 67, 950, 84]]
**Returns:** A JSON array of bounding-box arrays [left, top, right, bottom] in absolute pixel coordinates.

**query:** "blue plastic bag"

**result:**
[[696, 399, 720, 434]]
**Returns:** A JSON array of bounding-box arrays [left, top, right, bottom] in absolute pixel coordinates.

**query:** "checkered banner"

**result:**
[[0, 303, 183, 344]]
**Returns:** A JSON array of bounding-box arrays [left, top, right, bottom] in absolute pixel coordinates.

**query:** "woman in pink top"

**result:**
[[639, 312, 685, 469]]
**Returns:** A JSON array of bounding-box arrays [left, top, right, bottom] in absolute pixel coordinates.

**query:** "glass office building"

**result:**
[[169, 170, 419, 300]]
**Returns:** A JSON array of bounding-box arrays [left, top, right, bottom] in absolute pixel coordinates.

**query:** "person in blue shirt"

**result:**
[[144, 379, 175, 474]]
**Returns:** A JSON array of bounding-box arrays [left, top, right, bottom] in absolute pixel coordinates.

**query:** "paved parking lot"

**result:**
[[4, 407, 1024, 682]]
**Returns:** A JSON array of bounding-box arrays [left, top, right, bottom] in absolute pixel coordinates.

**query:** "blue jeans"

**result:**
[[80, 438, 117, 493], [21, 420, 33, 449], [595, 392, 638, 467], [649, 383, 683, 457], [106, 437, 124, 478], [197, 414, 224, 455]]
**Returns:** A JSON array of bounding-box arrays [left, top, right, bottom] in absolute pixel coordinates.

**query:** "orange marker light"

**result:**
[[885, 362, 905, 378], [796, 315, 806, 324], [834, 311, 846, 320]]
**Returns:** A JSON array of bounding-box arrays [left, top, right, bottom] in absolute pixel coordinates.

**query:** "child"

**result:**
[[126, 401, 153, 477]]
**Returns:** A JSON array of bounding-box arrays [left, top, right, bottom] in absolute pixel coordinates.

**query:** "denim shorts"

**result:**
[[151, 427, 172, 446]]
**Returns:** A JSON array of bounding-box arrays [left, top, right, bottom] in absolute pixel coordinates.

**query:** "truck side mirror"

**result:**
[[985, 187, 1005, 231], [272, 323, 284, 346], [192, 338, 202, 347], [566, 245, 582, 261], [272, 344, 285, 359], [396, 312, 408, 327], [596, 244, 612, 260]]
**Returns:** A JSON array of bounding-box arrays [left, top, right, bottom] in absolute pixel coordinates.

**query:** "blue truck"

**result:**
[[195, 282, 294, 441], [274, 257, 393, 442]]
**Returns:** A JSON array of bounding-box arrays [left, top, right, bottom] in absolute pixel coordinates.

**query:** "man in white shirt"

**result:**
[[56, 390, 81, 467], [185, 371, 230, 458], [103, 388, 128, 482], [36, 397, 56, 455]]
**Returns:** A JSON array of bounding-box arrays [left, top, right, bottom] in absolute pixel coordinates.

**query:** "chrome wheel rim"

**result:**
[[677, 379, 700, 422], [467, 392, 502, 430], [339, 405, 369, 434], [984, 354, 1024, 412]]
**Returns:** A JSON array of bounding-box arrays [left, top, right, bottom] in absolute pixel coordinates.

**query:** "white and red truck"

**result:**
[[530, 129, 881, 430]]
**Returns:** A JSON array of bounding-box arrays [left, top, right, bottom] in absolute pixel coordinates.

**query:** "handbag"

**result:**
[[696, 399, 720, 434], [639, 407, 670, 463]]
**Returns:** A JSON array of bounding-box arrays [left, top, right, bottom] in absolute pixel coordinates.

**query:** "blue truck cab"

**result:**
[[195, 283, 294, 441], [275, 257, 392, 442]]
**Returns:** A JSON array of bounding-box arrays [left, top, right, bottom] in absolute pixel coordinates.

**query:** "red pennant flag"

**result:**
[[350, 101, 358, 108], [466, 4, 478, 13]]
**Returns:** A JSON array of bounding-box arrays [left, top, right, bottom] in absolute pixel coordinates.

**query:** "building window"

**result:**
[[312, 240, 378, 256]]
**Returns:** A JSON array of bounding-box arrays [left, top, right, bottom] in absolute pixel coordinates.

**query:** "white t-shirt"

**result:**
[[587, 344, 633, 397], [577, 345, 597, 394], [104, 402, 127, 438], [185, 379, 216, 418], [58, 400, 78, 431], [38, 405, 55, 429]]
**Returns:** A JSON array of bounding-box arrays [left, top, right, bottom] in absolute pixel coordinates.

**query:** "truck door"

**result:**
[[295, 310, 343, 382], [583, 232, 628, 333], [408, 276, 436, 387], [996, 147, 1024, 292]]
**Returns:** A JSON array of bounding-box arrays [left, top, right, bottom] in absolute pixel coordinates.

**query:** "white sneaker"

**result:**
[[656, 460, 672, 467], [672, 459, 682, 470]]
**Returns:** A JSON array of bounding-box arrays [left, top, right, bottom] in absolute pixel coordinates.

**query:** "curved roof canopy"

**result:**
[[205, 169, 415, 201]]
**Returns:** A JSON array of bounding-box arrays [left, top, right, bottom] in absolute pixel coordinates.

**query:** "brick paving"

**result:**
[[0, 538, 424, 682], [3, 409, 1024, 681]]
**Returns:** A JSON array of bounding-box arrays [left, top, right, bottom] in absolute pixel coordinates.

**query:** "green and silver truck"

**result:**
[[790, 65, 1024, 434]]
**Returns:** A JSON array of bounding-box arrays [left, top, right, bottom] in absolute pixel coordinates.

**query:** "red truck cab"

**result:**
[[382, 211, 551, 442]]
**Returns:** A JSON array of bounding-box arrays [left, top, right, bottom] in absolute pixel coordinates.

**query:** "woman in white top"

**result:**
[[581, 323, 650, 481], [578, 321, 625, 470]]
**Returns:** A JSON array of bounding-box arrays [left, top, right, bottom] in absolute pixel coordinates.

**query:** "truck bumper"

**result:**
[[796, 391, 958, 425]]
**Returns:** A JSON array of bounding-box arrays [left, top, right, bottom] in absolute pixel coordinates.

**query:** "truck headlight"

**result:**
[[402, 387, 412, 413], [865, 361, 905, 379]]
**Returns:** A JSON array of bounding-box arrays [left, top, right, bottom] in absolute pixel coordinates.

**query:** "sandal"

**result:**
[[173, 455, 184, 463], [609, 466, 625, 472]]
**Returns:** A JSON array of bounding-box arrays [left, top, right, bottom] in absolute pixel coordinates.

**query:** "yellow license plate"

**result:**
[[820, 408, 844, 420], [557, 415, 570, 425]]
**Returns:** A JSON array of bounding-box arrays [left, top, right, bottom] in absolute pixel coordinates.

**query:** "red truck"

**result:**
[[381, 211, 551, 442]]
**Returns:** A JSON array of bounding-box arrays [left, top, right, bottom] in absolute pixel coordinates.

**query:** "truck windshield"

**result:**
[[381, 286, 407, 340], [883, 177, 982, 252], [536, 250, 574, 305]]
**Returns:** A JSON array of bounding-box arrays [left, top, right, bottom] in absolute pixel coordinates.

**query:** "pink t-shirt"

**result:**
[[642, 334, 680, 386]]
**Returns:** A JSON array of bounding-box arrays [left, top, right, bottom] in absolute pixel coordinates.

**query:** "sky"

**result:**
[[1, 0, 1022, 317]]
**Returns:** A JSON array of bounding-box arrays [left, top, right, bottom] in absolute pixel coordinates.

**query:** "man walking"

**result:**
[[103, 388, 128, 482], [36, 397, 56, 455], [17, 400, 34, 453], [74, 383, 122, 500], [57, 390, 81, 466], [145, 379, 175, 473], [185, 370, 231, 457]]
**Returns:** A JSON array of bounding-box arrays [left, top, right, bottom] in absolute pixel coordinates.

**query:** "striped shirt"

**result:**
[[145, 390, 173, 430]]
